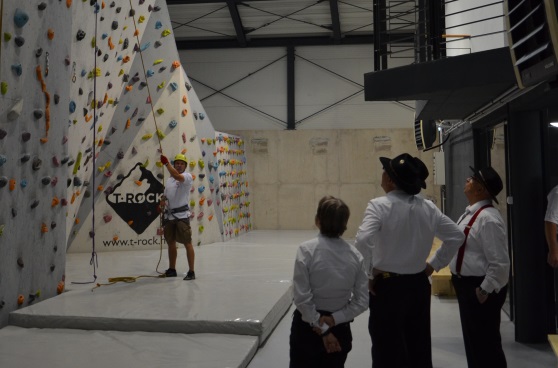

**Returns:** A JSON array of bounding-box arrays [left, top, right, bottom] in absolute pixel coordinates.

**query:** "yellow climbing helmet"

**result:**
[[174, 154, 187, 164]]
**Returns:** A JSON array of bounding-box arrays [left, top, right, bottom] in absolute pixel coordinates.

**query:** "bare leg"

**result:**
[[168, 241, 178, 269], [185, 243, 195, 272]]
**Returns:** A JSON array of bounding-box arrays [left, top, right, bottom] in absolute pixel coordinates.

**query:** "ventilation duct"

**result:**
[[505, 0, 558, 88], [414, 119, 437, 151]]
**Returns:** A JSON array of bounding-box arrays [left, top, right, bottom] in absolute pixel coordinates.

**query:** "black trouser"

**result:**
[[368, 271, 432, 368], [289, 309, 353, 368], [451, 275, 508, 368]]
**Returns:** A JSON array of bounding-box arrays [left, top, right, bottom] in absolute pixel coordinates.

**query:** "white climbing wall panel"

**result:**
[[0, 0, 249, 327]]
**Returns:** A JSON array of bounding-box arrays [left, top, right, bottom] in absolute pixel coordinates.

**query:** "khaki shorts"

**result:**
[[163, 218, 192, 245]]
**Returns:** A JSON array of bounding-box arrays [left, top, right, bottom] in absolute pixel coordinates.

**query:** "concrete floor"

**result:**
[[248, 298, 556, 368]]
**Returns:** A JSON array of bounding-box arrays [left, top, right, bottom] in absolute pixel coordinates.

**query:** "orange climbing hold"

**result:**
[[125, 85, 133, 91], [71, 193, 76, 204], [9, 179, 15, 191], [134, 180, 142, 186], [66, 0, 72, 8], [75, 218, 80, 224], [134, 29, 139, 36], [51, 197, 60, 207], [125, 119, 131, 129], [182, 109, 188, 116], [17, 295, 25, 305], [85, 114, 92, 122], [47, 29, 54, 40], [108, 37, 114, 50], [41, 223, 48, 233], [113, 235, 119, 241], [128, 220, 134, 226], [57, 281, 65, 294], [182, 95, 187, 104], [172, 61, 181, 69], [97, 185, 104, 191], [122, 56, 130, 63]]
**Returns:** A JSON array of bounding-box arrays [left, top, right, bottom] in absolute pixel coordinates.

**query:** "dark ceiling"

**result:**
[[165, 0, 415, 49]]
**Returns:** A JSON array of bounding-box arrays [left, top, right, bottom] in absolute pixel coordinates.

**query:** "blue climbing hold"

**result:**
[[11, 64, 22, 76], [14, 8, 29, 28]]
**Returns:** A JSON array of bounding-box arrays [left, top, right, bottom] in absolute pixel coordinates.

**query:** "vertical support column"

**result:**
[[287, 45, 296, 130], [417, 0, 428, 62], [508, 110, 555, 342], [428, 0, 445, 60], [373, 0, 387, 71]]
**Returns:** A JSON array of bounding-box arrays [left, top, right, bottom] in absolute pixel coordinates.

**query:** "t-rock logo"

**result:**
[[106, 163, 164, 234]]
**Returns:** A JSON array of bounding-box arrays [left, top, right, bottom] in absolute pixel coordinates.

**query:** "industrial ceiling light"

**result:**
[[550, 122, 558, 128]]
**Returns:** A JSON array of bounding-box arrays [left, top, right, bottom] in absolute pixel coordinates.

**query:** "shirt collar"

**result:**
[[465, 199, 492, 214]]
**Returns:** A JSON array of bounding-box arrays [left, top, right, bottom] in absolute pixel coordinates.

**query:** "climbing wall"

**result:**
[[215, 133, 252, 239], [0, 0, 73, 328], [65, 0, 225, 253], [0, 0, 241, 327]]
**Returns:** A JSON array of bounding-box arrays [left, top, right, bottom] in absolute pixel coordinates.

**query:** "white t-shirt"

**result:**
[[164, 173, 193, 220]]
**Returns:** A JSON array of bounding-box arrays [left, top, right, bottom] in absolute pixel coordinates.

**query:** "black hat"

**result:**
[[380, 153, 423, 195], [469, 166, 503, 204], [414, 157, 429, 189]]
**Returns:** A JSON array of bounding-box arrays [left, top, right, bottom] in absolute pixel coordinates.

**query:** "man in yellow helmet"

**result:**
[[160, 153, 196, 280]]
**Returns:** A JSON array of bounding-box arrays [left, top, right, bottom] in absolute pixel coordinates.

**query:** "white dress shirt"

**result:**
[[431, 199, 509, 293], [545, 185, 558, 229], [292, 234, 369, 327], [355, 190, 464, 277]]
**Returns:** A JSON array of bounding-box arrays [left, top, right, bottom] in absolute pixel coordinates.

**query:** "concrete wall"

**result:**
[[232, 129, 442, 237]]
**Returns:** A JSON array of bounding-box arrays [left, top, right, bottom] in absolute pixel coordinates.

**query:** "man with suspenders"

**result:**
[[429, 166, 509, 368]]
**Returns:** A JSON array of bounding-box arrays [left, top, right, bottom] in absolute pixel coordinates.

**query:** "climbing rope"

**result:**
[[91, 0, 176, 290]]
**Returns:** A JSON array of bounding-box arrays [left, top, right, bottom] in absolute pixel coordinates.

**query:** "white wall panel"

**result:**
[[180, 45, 415, 131]]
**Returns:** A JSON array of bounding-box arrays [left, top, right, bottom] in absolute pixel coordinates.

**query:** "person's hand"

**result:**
[[322, 332, 342, 353], [160, 155, 169, 166], [548, 250, 558, 268], [369, 279, 377, 296], [319, 315, 335, 328], [475, 287, 489, 304]]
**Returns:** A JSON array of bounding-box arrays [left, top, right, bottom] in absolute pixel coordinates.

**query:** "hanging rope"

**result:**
[[91, 0, 178, 290], [72, 1, 100, 285]]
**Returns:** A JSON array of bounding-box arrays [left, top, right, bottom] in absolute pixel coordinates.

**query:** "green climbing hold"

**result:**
[[4, 33, 12, 42], [1, 82, 7, 95]]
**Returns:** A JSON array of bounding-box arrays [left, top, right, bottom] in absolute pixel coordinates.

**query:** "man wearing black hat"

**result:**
[[355, 153, 464, 368], [429, 166, 509, 368]]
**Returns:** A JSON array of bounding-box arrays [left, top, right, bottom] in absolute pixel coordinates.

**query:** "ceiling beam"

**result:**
[[328, 0, 341, 43], [166, 0, 274, 4], [175, 32, 414, 49], [226, 0, 247, 46]]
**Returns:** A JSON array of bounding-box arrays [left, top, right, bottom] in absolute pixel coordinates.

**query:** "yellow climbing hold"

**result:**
[[138, 15, 145, 23], [156, 129, 166, 139], [156, 108, 164, 115], [142, 133, 153, 140], [118, 69, 124, 76], [153, 59, 163, 65], [141, 159, 149, 168], [161, 29, 172, 37], [91, 36, 96, 48], [157, 81, 165, 89]]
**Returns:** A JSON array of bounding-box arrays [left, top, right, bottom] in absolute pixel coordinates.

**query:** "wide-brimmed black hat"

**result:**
[[469, 166, 503, 204], [380, 153, 424, 195]]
